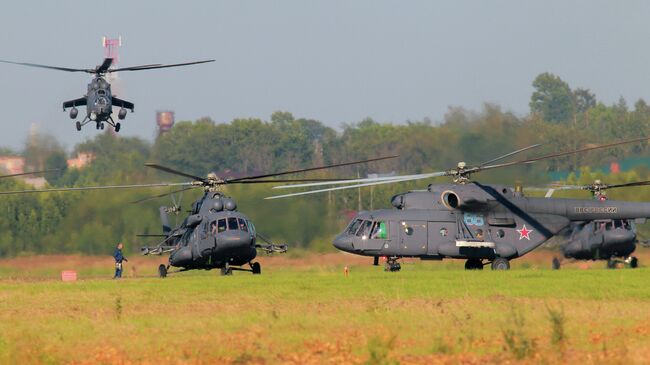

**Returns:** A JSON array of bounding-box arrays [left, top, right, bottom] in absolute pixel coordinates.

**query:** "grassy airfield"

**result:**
[[1, 251, 649, 364]]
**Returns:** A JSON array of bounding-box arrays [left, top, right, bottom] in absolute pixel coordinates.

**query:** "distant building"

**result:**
[[0, 156, 25, 175], [156, 111, 175, 136], [67, 152, 95, 169]]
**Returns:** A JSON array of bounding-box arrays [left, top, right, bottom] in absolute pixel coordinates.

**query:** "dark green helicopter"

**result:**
[[532, 179, 650, 269], [0, 57, 214, 132], [267, 138, 650, 271], [0, 156, 395, 276]]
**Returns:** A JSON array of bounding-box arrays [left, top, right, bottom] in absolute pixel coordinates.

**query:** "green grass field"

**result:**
[[1, 254, 649, 364]]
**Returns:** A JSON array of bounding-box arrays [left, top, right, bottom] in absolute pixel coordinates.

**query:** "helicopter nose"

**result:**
[[333, 234, 354, 252]]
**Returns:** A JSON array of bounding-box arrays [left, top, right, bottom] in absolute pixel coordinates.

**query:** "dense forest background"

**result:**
[[1, 73, 649, 256]]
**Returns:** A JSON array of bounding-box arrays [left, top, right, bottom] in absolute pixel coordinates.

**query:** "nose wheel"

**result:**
[[158, 264, 168, 278], [384, 257, 401, 272], [75, 121, 82, 131]]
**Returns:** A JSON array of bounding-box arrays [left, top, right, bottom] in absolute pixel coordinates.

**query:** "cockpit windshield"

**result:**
[[347, 219, 363, 235], [227, 217, 239, 230], [356, 220, 373, 238]]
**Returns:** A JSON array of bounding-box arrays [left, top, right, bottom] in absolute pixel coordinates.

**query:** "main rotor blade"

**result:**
[[228, 178, 356, 184], [227, 155, 399, 183], [108, 59, 215, 72], [477, 137, 649, 173], [265, 172, 446, 200], [0, 182, 191, 195], [604, 180, 650, 189], [130, 186, 198, 204], [0, 169, 59, 179], [144, 163, 207, 182], [272, 173, 438, 189], [479, 144, 542, 167], [95, 58, 113, 74], [0, 59, 90, 73]]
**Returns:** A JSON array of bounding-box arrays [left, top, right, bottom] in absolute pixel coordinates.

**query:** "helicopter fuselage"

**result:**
[[561, 219, 639, 260], [333, 183, 650, 268], [162, 193, 258, 271]]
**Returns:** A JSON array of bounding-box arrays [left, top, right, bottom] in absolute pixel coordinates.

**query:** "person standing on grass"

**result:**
[[113, 242, 128, 279]]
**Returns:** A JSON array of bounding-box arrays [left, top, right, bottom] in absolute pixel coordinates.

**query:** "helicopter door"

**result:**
[[365, 221, 390, 253], [399, 220, 427, 255]]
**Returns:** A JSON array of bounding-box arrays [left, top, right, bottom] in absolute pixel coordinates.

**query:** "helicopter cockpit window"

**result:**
[[238, 218, 249, 232], [97, 90, 106, 95], [210, 221, 217, 234], [217, 219, 227, 233], [356, 220, 373, 238], [614, 220, 623, 229], [605, 222, 613, 231], [227, 217, 239, 231], [370, 221, 387, 239], [347, 219, 363, 235]]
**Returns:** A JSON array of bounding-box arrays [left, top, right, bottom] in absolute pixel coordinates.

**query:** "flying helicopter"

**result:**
[[0, 57, 214, 132], [533, 179, 650, 269], [0, 156, 396, 276], [266, 138, 650, 271]]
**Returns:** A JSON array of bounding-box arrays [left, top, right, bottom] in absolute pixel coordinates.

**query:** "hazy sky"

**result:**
[[1, 1, 649, 150]]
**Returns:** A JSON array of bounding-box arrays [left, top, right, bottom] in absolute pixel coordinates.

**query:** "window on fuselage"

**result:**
[[356, 220, 373, 238], [370, 221, 388, 239], [238, 218, 249, 232], [217, 219, 227, 233], [347, 219, 363, 235], [227, 217, 239, 230]]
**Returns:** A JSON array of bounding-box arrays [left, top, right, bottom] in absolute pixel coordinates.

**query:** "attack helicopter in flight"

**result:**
[[267, 138, 650, 271], [0, 156, 395, 276], [534, 179, 650, 269], [0, 57, 214, 132]]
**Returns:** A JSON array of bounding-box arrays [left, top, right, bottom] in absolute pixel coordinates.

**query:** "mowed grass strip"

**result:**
[[0, 263, 649, 364]]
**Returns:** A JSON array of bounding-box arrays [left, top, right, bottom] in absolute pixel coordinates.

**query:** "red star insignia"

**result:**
[[517, 225, 533, 240]]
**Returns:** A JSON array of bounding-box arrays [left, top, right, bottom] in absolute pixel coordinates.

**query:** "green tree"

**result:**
[[530, 73, 574, 123]]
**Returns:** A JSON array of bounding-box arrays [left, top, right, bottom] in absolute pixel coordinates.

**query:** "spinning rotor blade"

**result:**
[[144, 163, 207, 182], [479, 144, 542, 167], [227, 155, 399, 183], [95, 58, 114, 74], [0, 182, 191, 195], [230, 178, 356, 184], [476, 137, 649, 173], [0, 59, 90, 73], [109, 59, 215, 72], [272, 173, 439, 189], [0, 169, 59, 179], [602, 180, 650, 189], [130, 186, 198, 204], [265, 172, 446, 200]]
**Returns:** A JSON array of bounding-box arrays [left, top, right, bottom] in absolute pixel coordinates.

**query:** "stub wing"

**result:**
[[112, 96, 134, 112], [62, 97, 87, 110]]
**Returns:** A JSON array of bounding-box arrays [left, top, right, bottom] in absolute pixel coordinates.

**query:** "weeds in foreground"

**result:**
[[114, 295, 122, 320], [546, 304, 567, 348], [365, 334, 399, 365], [502, 305, 537, 359]]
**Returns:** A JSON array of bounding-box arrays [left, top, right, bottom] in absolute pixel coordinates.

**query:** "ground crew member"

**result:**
[[113, 242, 128, 279]]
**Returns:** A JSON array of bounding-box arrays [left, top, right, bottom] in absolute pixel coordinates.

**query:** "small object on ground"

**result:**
[[61, 270, 77, 282]]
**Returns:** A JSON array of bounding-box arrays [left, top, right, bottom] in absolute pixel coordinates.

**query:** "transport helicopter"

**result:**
[[0, 57, 214, 132], [0, 156, 395, 276], [534, 179, 650, 269], [267, 138, 650, 271]]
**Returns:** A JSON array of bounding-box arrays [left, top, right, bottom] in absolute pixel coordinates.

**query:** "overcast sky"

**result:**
[[1, 1, 649, 150]]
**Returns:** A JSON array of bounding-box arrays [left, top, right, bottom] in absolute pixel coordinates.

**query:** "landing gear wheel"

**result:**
[[96, 122, 100, 130], [115, 123, 121, 133], [384, 257, 401, 272], [251, 262, 261, 275], [75, 121, 82, 131], [158, 264, 167, 278], [552, 257, 561, 270], [607, 258, 617, 269], [100, 123, 105, 130], [630, 256, 638, 269], [491, 257, 510, 270], [464, 259, 483, 270], [220, 267, 233, 276]]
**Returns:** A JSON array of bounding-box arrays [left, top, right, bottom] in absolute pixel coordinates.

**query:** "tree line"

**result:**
[[0, 73, 649, 256]]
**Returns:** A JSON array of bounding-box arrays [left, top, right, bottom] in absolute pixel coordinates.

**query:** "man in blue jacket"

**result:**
[[113, 242, 128, 279]]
